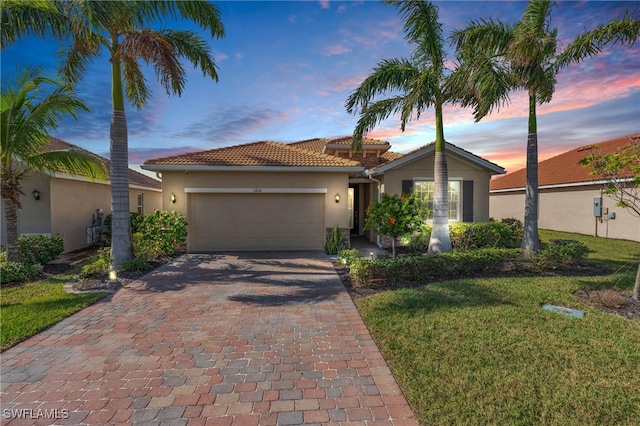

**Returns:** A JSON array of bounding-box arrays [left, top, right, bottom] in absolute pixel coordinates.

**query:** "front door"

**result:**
[[348, 184, 360, 235]]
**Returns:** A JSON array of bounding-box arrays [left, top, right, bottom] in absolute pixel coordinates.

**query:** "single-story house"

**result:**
[[142, 137, 505, 252], [490, 133, 639, 242], [0, 137, 162, 253]]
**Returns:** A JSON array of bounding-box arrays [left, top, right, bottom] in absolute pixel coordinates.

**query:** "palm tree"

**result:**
[[451, 0, 640, 257], [1, 0, 225, 268], [346, 0, 465, 253], [1, 69, 107, 262]]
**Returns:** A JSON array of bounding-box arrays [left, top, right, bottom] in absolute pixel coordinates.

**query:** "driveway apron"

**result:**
[[1, 253, 417, 425]]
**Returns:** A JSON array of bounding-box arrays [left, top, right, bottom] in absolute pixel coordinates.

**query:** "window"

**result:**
[[137, 193, 144, 214], [414, 180, 461, 221]]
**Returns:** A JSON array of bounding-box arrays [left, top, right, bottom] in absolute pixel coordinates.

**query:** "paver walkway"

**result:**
[[1, 253, 417, 425]]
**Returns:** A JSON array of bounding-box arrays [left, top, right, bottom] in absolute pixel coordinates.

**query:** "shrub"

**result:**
[[349, 248, 522, 287], [535, 239, 589, 270], [137, 210, 188, 255], [450, 222, 517, 251], [407, 232, 430, 253], [338, 248, 363, 266], [500, 217, 524, 244], [81, 248, 111, 278], [349, 258, 375, 287], [324, 225, 346, 255], [102, 212, 144, 242], [0, 261, 43, 283], [120, 258, 152, 273], [17, 234, 64, 265], [364, 193, 429, 257], [132, 232, 164, 262]]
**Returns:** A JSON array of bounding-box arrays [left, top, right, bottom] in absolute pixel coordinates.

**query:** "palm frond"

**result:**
[[446, 54, 513, 122], [1, 69, 103, 188], [345, 58, 418, 114], [116, 29, 186, 98], [137, 0, 224, 39], [352, 96, 407, 151], [0, 0, 67, 48], [27, 149, 107, 180], [385, 0, 444, 70], [451, 18, 514, 58], [556, 13, 640, 70], [58, 32, 103, 86], [162, 29, 219, 82], [123, 61, 150, 109]]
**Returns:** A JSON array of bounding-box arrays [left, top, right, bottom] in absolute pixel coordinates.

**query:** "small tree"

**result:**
[[364, 193, 428, 258], [580, 136, 640, 300]]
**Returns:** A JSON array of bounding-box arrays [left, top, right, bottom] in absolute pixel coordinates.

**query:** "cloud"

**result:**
[[332, 74, 366, 92], [213, 51, 229, 62], [173, 105, 288, 144], [321, 44, 352, 56]]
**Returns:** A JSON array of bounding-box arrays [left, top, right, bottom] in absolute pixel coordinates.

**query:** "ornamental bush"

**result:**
[[0, 261, 43, 283], [364, 193, 429, 257], [338, 248, 363, 266], [137, 210, 188, 256], [324, 225, 346, 255], [534, 239, 590, 270], [17, 234, 64, 265], [80, 248, 111, 278], [102, 212, 144, 242], [347, 248, 522, 287], [450, 221, 517, 251]]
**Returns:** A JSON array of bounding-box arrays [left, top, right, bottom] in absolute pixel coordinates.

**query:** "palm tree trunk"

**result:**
[[109, 40, 133, 269], [428, 102, 452, 253], [522, 91, 540, 258], [2, 196, 20, 262]]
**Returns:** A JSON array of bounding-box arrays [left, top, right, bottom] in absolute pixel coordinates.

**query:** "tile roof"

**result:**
[[289, 136, 403, 169], [490, 133, 639, 191], [143, 141, 362, 168], [369, 140, 505, 175], [47, 137, 161, 190]]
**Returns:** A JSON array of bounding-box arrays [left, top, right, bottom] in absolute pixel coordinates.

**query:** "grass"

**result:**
[[0, 269, 107, 351], [356, 230, 640, 425]]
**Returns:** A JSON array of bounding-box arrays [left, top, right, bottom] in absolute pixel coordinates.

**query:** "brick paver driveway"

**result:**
[[1, 252, 417, 425]]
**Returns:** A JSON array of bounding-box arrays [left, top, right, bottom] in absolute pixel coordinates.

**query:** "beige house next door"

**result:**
[[188, 192, 326, 251]]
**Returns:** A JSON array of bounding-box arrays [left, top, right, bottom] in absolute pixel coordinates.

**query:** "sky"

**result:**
[[2, 0, 639, 177]]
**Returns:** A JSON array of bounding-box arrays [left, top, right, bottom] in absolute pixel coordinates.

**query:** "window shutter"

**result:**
[[463, 180, 473, 222], [402, 180, 413, 195]]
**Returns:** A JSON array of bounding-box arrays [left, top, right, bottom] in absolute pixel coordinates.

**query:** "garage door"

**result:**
[[188, 193, 325, 251]]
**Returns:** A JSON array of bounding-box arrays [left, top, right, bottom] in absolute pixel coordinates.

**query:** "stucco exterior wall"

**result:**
[[0, 173, 52, 246], [381, 154, 494, 221], [129, 188, 162, 214], [160, 170, 351, 231], [50, 178, 112, 252], [490, 185, 640, 242]]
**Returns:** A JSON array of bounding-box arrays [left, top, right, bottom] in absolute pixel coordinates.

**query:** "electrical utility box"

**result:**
[[593, 197, 602, 217]]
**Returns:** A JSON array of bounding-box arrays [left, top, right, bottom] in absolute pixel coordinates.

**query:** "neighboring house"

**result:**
[[142, 137, 505, 252], [0, 138, 162, 253], [490, 133, 640, 242]]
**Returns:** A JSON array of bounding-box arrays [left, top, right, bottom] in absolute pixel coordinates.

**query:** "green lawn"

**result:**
[[0, 271, 107, 351], [356, 230, 640, 425]]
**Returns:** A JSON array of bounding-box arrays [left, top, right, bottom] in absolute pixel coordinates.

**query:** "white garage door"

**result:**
[[189, 193, 325, 251]]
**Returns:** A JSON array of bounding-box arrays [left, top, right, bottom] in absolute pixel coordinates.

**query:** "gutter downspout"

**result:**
[[367, 171, 383, 248]]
